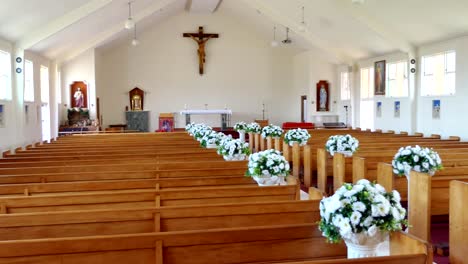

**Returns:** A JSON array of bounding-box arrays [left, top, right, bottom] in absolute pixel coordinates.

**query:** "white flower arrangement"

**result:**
[[217, 138, 250, 160], [284, 128, 311, 146], [392, 145, 443, 176], [319, 179, 407, 244], [185, 122, 195, 133], [190, 124, 212, 141], [325, 134, 359, 156], [234, 121, 248, 132], [246, 122, 262, 134], [261, 124, 283, 139], [199, 130, 222, 148], [246, 149, 290, 178]]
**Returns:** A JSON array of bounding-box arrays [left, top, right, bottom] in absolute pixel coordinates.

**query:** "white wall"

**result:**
[[95, 10, 306, 130], [354, 52, 413, 133], [0, 38, 17, 151], [290, 50, 339, 124], [60, 49, 96, 124], [0, 37, 54, 152], [416, 36, 468, 139]]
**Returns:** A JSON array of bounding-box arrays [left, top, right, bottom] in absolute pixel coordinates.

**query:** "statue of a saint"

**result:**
[[73, 88, 84, 108], [319, 85, 328, 111]]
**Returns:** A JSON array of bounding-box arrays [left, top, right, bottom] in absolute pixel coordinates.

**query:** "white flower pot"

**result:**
[[343, 232, 387, 258], [223, 154, 246, 161], [252, 175, 287, 186], [238, 131, 246, 143], [337, 151, 353, 157]]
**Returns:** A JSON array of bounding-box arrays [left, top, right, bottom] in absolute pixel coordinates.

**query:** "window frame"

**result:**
[[360, 67, 374, 101], [24, 60, 35, 103], [0, 49, 12, 101], [386, 60, 409, 98], [340, 71, 351, 101], [421, 50, 456, 97]]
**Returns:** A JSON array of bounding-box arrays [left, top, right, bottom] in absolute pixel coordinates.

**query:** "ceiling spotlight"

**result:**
[[271, 26, 279, 47], [124, 1, 135, 29], [298, 6, 307, 32]]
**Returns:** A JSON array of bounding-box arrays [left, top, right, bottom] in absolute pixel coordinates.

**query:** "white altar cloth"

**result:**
[[180, 109, 232, 115]]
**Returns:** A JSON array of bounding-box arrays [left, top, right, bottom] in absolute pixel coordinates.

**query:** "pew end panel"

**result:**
[[449, 180, 468, 264]]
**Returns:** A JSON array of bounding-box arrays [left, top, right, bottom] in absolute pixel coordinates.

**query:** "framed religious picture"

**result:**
[[394, 101, 400, 118], [158, 113, 174, 132], [316, 80, 330, 112], [374, 60, 386, 96], [432, 100, 441, 119], [70, 81, 88, 108], [129, 87, 144, 111], [376, 101, 382, 118]]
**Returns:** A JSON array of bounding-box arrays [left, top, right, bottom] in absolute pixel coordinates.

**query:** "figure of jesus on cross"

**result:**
[[183, 26, 219, 75]]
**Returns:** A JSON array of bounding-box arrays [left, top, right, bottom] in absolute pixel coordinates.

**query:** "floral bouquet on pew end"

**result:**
[[284, 128, 311, 146], [319, 180, 407, 258], [200, 131, 226, 149], [190, 124, 212, 141], [261, 124, 283, 139], [246, 149, 290, 186], [217, 138, 250, 161], [246, 122, 262, 134], [325, 134, 359, 157], [185, 123, 196, 135], [234, 121, 248, 132], [392, 145, 442, 177]]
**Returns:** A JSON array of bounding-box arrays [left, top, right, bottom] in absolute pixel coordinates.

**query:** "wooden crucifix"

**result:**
[[183, 26, 219, 75]]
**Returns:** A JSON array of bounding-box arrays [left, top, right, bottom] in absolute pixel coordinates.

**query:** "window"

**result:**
[[340, 72, 351, 100], [387, 61, 408, 97], [24, 60, 34, 102], [0, 50, 11, 100], [421, 51, 456, 96], [360, 67, 374, 99], [40, 66, 49, 103], [56, 70, 61, 104], [360, 67, 374, 130]]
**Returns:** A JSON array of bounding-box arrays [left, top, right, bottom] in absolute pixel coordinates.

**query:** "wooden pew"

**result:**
[[450, 180, 468, 264], [0, 160, 248, 175], [375, 165, 468, 243], [0, 224, 432, 264], [0, 183, 301, 214], [0, 176, 258, 197], [0, 200, 321, 240]]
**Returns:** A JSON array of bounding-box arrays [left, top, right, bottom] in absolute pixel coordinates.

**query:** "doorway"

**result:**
[[300, 95, 307, 122]]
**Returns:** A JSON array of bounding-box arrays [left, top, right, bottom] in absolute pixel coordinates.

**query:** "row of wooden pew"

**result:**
[[0, 132, 436, 263], [250, 128, 466, 263]]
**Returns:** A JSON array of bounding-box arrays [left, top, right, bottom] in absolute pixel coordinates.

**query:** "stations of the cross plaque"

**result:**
[[183, 26, 219, 75]]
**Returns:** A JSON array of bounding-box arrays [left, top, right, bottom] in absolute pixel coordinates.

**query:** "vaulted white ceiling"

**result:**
[[1, 0, 467, 63]]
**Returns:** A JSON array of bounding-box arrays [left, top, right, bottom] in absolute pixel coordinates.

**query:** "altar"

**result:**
[[180, 109, 232, 129]]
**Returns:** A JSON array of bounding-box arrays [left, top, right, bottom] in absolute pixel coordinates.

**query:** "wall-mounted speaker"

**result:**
[[15, 68, 22, 74], [411, 68, 416, 73], [410, 59, 416, 64]]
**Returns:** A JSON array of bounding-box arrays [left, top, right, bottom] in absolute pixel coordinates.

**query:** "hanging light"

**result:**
[[131, 23, 139, 46], [298, 6, 307, 32], [270, 26, 279, 47], [124, 1, 135, 30]]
